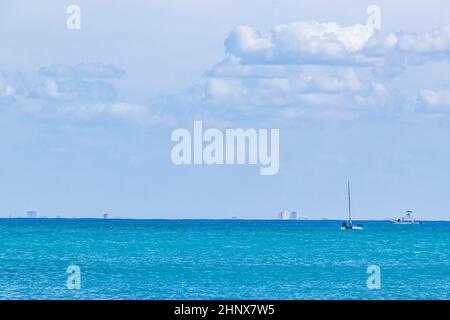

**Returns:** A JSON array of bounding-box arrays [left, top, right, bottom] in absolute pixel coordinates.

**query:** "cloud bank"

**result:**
[[1, 63, 169, 125], [185, 21, 450, 123], [225, 22, 450, 68], [3, 22, 450, 126]]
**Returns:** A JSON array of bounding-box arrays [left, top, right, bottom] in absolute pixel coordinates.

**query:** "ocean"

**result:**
[[0, 219, 448, 300]]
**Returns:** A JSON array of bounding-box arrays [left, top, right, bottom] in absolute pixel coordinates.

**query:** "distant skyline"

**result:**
[[1, 1, 450, 220]]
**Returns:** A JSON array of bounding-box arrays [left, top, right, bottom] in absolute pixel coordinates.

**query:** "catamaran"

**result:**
[[340, 181, 363, 230]]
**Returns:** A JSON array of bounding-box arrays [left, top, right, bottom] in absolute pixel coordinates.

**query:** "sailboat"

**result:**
[[340, 181, 363, 230]]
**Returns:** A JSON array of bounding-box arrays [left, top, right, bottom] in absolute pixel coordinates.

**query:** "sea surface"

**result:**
[[0, 219, 448, 300]]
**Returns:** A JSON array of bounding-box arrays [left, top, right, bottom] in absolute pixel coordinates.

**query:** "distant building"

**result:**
[[278, 210, 290, 220], [289, 211, 301, 220], [278, 210, 306, 220], [26, 211, 37, 218]]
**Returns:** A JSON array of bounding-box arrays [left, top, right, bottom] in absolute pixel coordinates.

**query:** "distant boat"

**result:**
[[341, 181, 363, 230], [390, 211, 422, 224]]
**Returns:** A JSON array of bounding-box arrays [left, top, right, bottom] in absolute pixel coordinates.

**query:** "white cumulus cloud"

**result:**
[[225, 22, 450, 69], [225, 22, 375, 65], [415, 89, 450, 110]]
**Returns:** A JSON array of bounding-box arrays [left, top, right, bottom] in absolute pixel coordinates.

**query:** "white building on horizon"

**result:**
[[278, 210, 290, 220], [278, 210, 305, 220], [289, 211, 301, 220]]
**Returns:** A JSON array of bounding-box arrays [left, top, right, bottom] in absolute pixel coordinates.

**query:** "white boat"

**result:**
[[390, 211, 422, 224], [340, 181, 364, 230]]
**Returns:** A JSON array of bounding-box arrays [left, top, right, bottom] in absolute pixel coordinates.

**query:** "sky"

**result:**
[[1, 0, 450, 220]]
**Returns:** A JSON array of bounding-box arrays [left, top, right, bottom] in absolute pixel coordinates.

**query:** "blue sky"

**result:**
[[1, 0, 450, 220]]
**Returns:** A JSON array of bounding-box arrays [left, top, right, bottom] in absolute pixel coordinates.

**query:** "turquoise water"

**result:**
[[0, 219, 448, 300]]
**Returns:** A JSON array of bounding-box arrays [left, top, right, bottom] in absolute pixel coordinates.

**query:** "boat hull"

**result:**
[[340, 226, 363, 230]]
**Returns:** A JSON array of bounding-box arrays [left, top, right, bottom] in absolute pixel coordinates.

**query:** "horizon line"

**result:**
[[1, 217, 449, 222]]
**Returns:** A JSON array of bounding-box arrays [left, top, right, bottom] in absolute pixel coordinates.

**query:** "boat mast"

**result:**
[[347, 181, 352, 224]]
